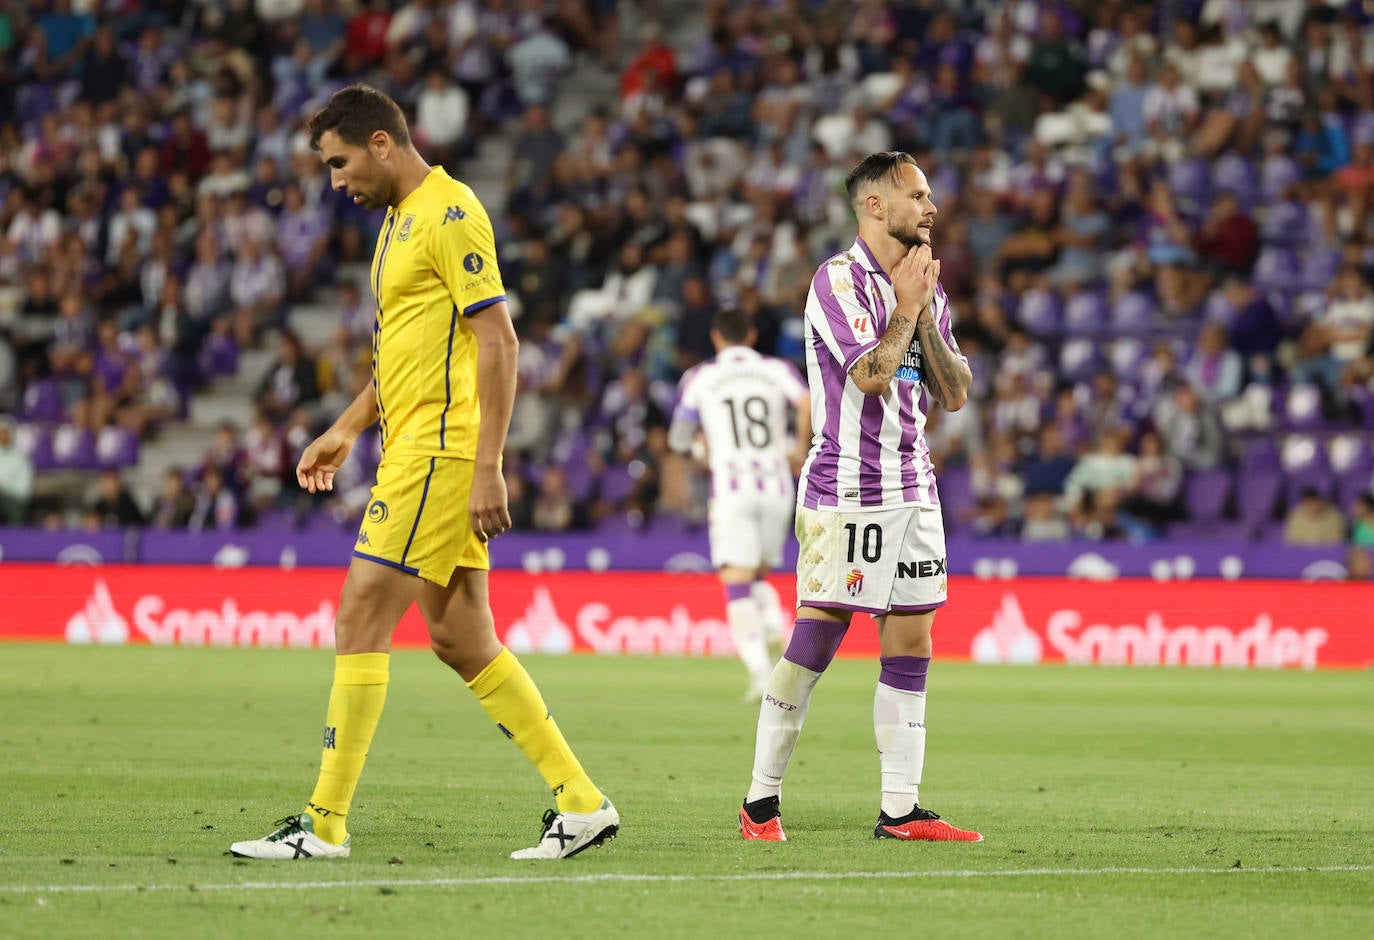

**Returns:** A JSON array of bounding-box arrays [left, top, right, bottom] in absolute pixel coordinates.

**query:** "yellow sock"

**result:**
[[305, 652, 390, 844], [467, 647, 603, 814]]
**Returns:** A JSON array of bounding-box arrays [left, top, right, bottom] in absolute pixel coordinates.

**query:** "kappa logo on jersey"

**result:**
[[322, 726, 337, 749], [356, 531, 371, 547], [897, 558, 947, 579], [463, 252, 484, 274], [845, 568, 865, 596], [367, 500, 389, 524], [833, 274, 854, 294], [443, 204, 466, 224], [397, 214, 415, 242]]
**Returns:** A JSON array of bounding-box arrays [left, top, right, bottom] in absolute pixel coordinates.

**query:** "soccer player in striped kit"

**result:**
[[669, 306, 811, 702], [738, 152, 982, 843]]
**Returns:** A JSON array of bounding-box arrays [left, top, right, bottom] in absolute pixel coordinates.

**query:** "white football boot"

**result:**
[[230, 813, 350, 859], [510, 799, 620, 859]]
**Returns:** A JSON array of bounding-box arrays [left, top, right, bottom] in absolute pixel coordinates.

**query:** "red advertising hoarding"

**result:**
[[1, 564, 1369, 669]]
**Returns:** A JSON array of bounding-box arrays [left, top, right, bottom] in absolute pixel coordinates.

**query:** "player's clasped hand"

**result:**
[[296, 428, 357, 494], [891, 243, 940, 314], [469, 466, 513, 541]]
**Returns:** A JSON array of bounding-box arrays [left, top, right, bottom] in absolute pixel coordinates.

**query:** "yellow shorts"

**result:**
[[353, 454, 487, 586]]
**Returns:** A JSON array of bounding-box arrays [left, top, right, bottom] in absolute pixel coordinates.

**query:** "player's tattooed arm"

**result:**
[[848, 244, 940, 395], [848, 309, 923, 394], [916, 312, 972, 411]]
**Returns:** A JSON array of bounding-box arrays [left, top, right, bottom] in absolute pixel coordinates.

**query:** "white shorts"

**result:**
[[708, 490, 795, 570], [795, 504, 948, 615]]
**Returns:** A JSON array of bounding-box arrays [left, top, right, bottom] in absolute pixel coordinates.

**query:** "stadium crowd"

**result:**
[[1, 0, 1373, 571]]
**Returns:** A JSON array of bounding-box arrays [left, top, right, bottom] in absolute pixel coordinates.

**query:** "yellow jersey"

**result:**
[[368, 166, 506, 459]]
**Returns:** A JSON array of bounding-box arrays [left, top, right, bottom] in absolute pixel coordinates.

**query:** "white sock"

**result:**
[[746, 659, 823, 802], [874, 684, 927, 817], [751, 580, 786, 647], [727, 596, 773, 689]]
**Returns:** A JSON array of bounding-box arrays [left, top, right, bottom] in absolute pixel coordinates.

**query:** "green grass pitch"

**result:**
[[1, 644, 1371, 939]]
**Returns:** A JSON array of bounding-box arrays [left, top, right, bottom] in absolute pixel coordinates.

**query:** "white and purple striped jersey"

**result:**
[[798, 236, 966, 511], [669, 346, 808, 497]]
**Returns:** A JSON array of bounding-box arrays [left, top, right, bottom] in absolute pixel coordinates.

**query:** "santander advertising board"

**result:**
[[2, 565, 1367, 669]]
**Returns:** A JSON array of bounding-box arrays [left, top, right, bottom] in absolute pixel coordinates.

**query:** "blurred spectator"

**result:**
[[414, 68, 471, 167], [149, 467, 196, 530], [0, 416, 34, 525], [1185, 323, 1243, 407], [86, 469, 145, 528], [1021, 492, 1070, 542], [188, 465, 245, 531], [531, 465, 581, 533], [1161, 384, 1223, 471], [257, 330, 320, 423], [1282, 487, 1345, 546], [507, 16, 571, 110], [1064, 427, 1138, 519], [1292, 265, 1374, 393], [1122, 430, 1183, 528]]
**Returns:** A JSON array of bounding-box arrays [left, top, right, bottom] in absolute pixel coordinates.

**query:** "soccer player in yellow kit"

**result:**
[[231, 85, 618, 861]]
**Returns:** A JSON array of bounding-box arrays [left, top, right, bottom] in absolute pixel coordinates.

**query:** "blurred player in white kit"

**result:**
[[669, 306, 811, 701]]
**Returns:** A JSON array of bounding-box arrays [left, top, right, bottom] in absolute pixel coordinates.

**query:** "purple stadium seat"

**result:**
[[561, 460, 597, 502], [1202, 290, 1236, 328], [1062, 291, 1108, 335], [1167, 157, 1212, 214], [1280, 433, 1334, 504], [1259, 201, 1306, 247], [1260, 154, 1302, 202], [200, 334, 239, 378], [1211, 153, 1257, 206], [1016, 287, 1062, 337], [20, 379, 64, 423], [1058, 338, 1101, 383], [1110, 291, 1154, 333], [597, 465, 637, 507], [16, 423, 54, 471], [1184, 468, 1232, 524], [1298, 248, 1343, 293], [1107, 336, 1148, 382], [95, 426, 140, 469], [50, 424, 96, 470], [936, 465, 973, 528], [1236, 470, 1281, 526], [1251, 247, 1297, 293], [1329, 434, 1374, 509], [1282, 383, 1325, 430], [1238, 435, 1279, 473]]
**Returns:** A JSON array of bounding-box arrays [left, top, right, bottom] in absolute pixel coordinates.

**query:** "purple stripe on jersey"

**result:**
[[918, 386, 938, 504], [896, 380, 918, 496], [858, 393, 885, 507], [804, 328, 846, 509], [856, 236, 888, 279]]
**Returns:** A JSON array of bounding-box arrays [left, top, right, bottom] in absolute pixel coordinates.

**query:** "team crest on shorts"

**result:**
[[845, 568, 865, 597], [398, 214, 415, 241], [367, 500, 389, 524]]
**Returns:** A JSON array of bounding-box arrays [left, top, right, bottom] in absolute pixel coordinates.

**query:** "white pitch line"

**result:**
[[2, 865, 1372, 895]]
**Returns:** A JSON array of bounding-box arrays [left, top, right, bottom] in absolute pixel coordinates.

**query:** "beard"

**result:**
[[889, 218, 932, 248]]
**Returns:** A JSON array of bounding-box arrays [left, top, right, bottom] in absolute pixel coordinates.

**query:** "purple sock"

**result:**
[[879, 655, 930, 692], [783, 618, 849, 673], [725, 583, 752, 603]]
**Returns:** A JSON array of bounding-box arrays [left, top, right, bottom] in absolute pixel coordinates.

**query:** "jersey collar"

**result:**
[[853, 236, 890, 283]]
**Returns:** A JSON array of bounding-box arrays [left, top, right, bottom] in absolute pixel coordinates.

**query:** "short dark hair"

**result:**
[[308, 84, 411, 151], [844, 151, 919, 205], [711, 306, 754, 343]]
